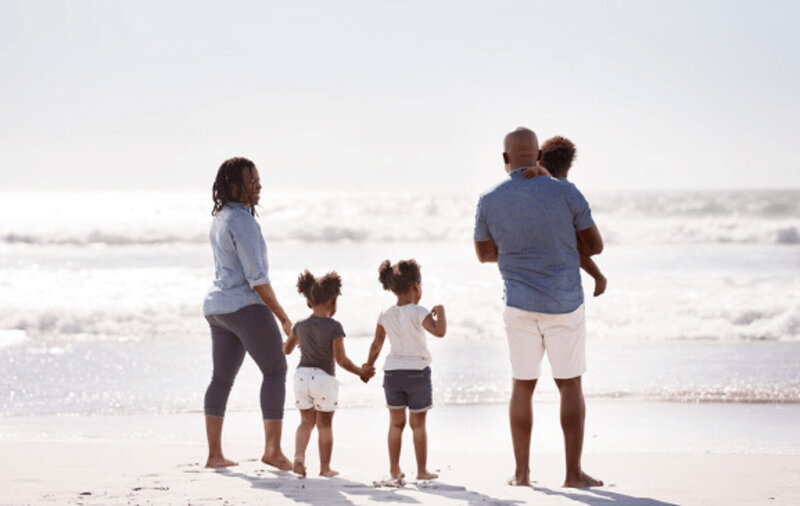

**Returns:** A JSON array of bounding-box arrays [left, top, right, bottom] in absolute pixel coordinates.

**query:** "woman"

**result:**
[[202, 156, 293, 470]]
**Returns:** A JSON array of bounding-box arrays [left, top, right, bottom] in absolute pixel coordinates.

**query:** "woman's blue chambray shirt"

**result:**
[[203, 203, 270, 316]]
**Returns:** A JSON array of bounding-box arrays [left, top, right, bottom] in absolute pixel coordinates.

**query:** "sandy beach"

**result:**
[[3, 401, 799, 505]]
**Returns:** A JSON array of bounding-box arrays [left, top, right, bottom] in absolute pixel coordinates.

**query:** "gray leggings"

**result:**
[[204, 304, 287, 420]]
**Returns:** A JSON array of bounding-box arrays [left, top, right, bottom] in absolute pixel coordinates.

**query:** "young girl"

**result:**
[[525, 135, 607, 296], [283, 270, 374, 477], [364, 259, 447, 483]]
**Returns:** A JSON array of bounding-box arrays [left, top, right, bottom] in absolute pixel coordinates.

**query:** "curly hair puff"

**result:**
[[540, 136, 576, 178], [378, 259, 421, 295], [296, 269, 342, 306]]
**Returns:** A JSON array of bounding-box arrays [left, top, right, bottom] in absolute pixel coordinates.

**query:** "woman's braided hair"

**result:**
[[212, 157, 256, 216]]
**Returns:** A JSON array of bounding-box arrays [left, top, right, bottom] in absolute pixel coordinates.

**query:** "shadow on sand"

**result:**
[[532, 484, 679, 506], [215, 467, 525, 505]]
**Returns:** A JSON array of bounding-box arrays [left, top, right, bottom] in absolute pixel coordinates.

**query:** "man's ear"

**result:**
[[502, 152, 509, 164], [538, 149, 542, 161]]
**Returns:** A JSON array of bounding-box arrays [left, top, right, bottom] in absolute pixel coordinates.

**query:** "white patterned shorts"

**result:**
[[503, 304, 587, 380], [293, 367, 339, 412]]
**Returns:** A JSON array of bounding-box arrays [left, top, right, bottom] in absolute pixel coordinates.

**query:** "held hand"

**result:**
[[281, 319, 293, 338], [431, 305, 445, 318], [359, 363, 376, 383], [523, 163, 551, 179]]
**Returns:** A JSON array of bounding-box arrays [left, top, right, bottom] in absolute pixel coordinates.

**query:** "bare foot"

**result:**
[[390, 468, 405, 480], [564, 471, 603, 488], [507, 475, 531, 487], [292, 457, 307, 477], [417, 470, 438, 480], [205, 456, 237, 468], [261, 452, 292, 471], [320, 468, 340, 477]]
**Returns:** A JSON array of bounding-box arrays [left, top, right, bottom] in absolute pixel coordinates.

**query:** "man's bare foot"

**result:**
[[205, 456, 237, 468], [417, 470, 438, 480], [261, 452, 292, 471], [292, 457, 306, 477], [390, 468, 405, 480], [320, 468, 339, 477], [507, 474, 531, 487], [564, 471, 603, 488]]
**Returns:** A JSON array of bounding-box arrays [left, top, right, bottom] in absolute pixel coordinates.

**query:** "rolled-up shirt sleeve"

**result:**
[[230, 215, 270, 288], [567, 184, 595, 232], [473, 196, 492, 241]]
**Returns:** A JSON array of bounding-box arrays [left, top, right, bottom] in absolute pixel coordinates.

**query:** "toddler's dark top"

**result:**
[[293, 316, 345, 376]]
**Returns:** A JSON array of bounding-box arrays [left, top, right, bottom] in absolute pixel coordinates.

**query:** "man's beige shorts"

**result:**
[[503, 304, 587, 380]]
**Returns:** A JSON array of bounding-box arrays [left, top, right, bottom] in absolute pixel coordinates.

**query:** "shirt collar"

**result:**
[[509, 166, 529, 177]]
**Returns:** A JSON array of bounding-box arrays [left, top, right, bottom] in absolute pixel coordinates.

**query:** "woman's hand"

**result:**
[[280, 318, 293, 338]]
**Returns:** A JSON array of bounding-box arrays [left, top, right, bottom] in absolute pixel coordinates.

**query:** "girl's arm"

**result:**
[[283, 332, 299, 355], [333, 337, 369, 377], [365, 323, 386, 368], [422, 305, 447, 337], [253, 283, 293, 337]]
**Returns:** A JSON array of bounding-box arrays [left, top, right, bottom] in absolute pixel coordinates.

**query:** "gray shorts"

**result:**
[[383, 367, 432, 412]]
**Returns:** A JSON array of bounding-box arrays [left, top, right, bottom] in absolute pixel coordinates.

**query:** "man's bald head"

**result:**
[[503, 127, 540, 172]]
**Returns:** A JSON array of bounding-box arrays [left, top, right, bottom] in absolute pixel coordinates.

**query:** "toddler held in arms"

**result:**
[[283, 270, 375, 477], [364, 259, 446, 484], [526, 136, 607, 296]]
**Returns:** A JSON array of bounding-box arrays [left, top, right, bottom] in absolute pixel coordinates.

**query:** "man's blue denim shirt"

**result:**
[[474, 167, 595, 314]]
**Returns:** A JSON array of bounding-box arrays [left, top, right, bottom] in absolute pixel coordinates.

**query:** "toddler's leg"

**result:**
[[316, 411, 338, 477], [293, 409, 316, 477], [388, 409, 407, 480], [409, 411, 437, 480]]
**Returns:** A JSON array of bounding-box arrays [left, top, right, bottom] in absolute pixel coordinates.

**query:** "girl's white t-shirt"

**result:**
[[378, 304, 432, 370]]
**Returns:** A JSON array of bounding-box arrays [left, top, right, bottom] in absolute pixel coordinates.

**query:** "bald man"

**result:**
[[474, 127, 603, 487]]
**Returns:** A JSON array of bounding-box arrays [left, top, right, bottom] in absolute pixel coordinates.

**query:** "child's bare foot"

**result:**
[[205, 456, 237, 468], [320, 468, 339, 477], [292, 457, 307, 477], [261, 452, 292, 471], [417, 470, 438, 480], [593, 275, 607, 297], [564, 471, 603, 488]]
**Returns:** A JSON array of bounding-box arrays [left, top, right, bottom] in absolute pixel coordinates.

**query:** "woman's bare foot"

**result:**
[[261, 452, 292, 471], [292, 457, 307, 477], [564, 471, 603, 488], [205, 456, 237, 468], [320, 468, 339, 477], [417, 470, 438, 480]]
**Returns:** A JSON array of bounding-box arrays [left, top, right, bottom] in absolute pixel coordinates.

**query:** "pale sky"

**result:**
[[1, 0, 798, 194]]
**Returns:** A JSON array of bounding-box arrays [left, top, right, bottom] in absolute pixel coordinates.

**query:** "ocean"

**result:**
[[1, 190, 799, 417]]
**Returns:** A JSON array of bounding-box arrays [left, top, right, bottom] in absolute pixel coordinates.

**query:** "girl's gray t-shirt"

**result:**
[[293, 315, 345, 376]]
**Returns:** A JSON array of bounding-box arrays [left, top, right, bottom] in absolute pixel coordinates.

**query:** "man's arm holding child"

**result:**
[[474, 239, 498, 263], [576, 224, 606, 296]]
